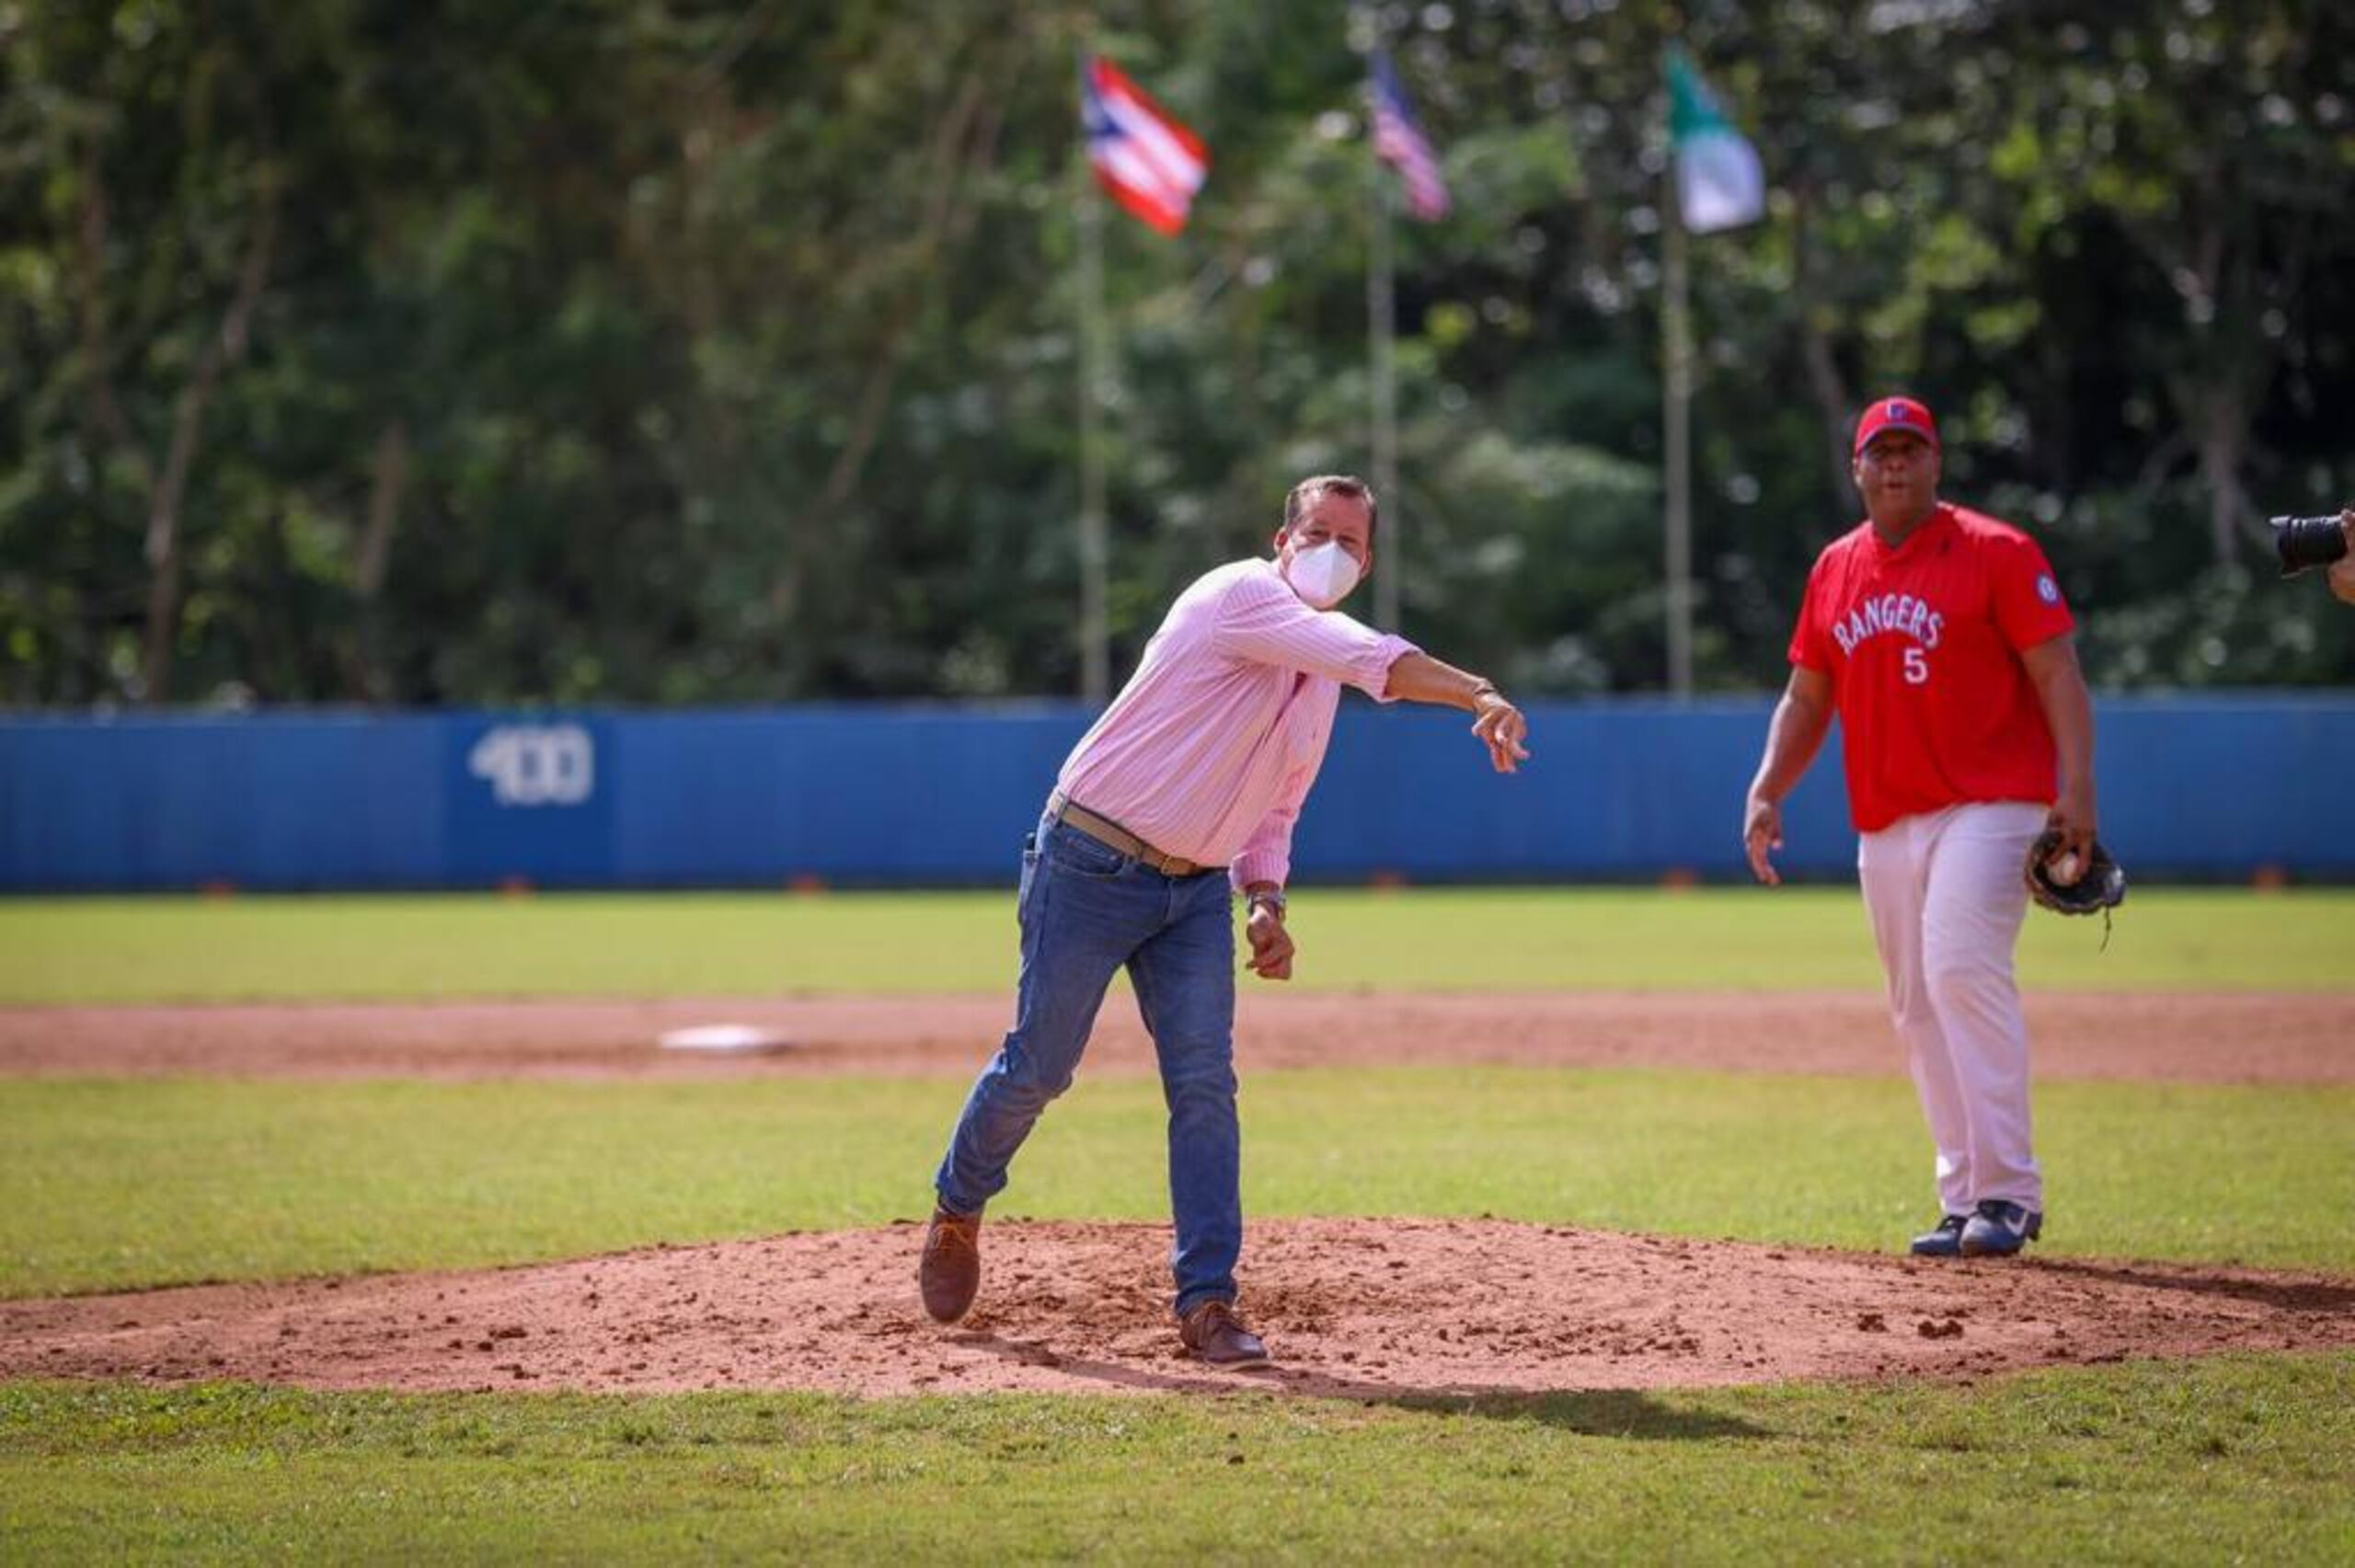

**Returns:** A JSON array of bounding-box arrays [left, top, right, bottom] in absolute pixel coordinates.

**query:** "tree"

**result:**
[[1, 0, 2348, 706]]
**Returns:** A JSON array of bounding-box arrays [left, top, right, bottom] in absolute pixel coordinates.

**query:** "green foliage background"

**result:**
[[4, 1, 2350, 705]]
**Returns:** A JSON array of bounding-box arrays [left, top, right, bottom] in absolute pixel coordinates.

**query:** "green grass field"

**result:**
[[4, 1070, 2349, 1298], [5, 1360, 2350, 1563], [3, 890, 2349, 1561], [4, 887, 2351, 1002]]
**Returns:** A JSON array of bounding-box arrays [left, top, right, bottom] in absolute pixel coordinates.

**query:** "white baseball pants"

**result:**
[[1857, 800, 2048, 1218]]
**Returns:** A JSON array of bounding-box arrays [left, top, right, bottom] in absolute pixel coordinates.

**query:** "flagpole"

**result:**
[[1369, 162, 1400, 632], [1076, 152, 1110, 705], [1661, 157, 1695, 703]]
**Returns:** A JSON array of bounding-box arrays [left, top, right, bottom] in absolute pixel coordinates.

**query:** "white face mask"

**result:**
[[1282, 540, 1362, 610]]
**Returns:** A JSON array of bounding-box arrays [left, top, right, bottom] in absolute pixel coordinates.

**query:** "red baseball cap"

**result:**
[[1853, 396, 1939, 456]]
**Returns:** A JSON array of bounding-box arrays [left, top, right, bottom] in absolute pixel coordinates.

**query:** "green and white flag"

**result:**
[[1666, 48, 1763, 234]]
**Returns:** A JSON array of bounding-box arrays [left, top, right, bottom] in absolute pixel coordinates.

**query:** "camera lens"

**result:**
[[2271, 515, 2349, 578]]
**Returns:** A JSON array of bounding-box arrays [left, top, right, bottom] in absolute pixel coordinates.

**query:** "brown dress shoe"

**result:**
[[918, 1206, 982, 1323], [1178, 1299, 1269, 1368]]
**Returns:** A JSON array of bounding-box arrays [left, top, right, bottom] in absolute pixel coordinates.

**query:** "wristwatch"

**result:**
[[1246, 887, 1287, 919]]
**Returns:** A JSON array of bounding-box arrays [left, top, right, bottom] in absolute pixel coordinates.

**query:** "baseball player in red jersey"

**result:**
[[1742, 396, 2101, 1259]]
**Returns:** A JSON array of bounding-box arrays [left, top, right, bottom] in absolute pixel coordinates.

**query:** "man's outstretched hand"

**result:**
[[1472, 692, 1531, 774], [1379, 656, 1534, 773]]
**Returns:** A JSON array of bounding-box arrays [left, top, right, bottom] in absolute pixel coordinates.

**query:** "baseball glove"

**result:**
[[2024, 830, 2126, 921]]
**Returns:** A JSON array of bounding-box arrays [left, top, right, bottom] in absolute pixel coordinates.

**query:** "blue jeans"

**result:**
[[935, 812, 1240, 1317]]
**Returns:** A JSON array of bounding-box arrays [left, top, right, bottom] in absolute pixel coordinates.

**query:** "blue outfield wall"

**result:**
[[2, 694, 2350, 891]]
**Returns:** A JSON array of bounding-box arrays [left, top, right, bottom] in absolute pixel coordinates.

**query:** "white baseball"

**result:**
[[2051, 851, 2082, 885]]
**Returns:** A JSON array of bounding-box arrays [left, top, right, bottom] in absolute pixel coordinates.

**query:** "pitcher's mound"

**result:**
[[5, 1219, 2349, 1399]]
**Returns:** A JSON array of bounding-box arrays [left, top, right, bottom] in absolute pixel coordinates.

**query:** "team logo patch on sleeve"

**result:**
[[2036, 574, 2061, 605]]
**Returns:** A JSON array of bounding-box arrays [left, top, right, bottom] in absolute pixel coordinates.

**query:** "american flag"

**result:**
[[1369, 49, 1449, 222], [1081, 55, 1209, 236]]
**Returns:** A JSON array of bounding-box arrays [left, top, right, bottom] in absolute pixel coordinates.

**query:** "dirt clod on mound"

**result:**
[[5, 1219, 2349, 1400]]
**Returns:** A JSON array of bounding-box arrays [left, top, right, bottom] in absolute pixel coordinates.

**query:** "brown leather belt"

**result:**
[[1046, 790, 1211, 877]]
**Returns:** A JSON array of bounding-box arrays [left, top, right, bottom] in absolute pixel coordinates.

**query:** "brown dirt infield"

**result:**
[[2, 990, 2349, 1082], [6, 1220, 2350, 1399], [4, 990, 2348, 1400]]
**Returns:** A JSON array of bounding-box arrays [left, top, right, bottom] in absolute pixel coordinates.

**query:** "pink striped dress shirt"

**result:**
[[1052, 558, 1421, 891]]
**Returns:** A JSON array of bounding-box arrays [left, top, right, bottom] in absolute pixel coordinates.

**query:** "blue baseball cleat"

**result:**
[[1909, 1214, 1969, 1257], [1959, 1199, 2043, 1257]]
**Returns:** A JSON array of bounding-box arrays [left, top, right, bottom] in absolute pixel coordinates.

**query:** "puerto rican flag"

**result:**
[[1081, 55, 1208, 236], [1369, 49, 1449, 222]]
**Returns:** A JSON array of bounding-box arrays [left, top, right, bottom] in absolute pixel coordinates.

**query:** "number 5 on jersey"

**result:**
[[1902, 647, 1929, 685]]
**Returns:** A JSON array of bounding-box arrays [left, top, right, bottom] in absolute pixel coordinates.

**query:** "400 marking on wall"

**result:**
[[467, 723, 596, 807]]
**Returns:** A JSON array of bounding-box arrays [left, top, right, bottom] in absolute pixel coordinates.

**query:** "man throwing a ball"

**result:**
[[921, 475, 1531, 1365]]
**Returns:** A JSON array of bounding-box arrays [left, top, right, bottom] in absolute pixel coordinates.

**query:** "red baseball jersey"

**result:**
[[1789, 502, 2075, 832]]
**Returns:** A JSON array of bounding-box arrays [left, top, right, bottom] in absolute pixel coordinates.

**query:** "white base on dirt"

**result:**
[[657, 1024, 795, 1055]]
